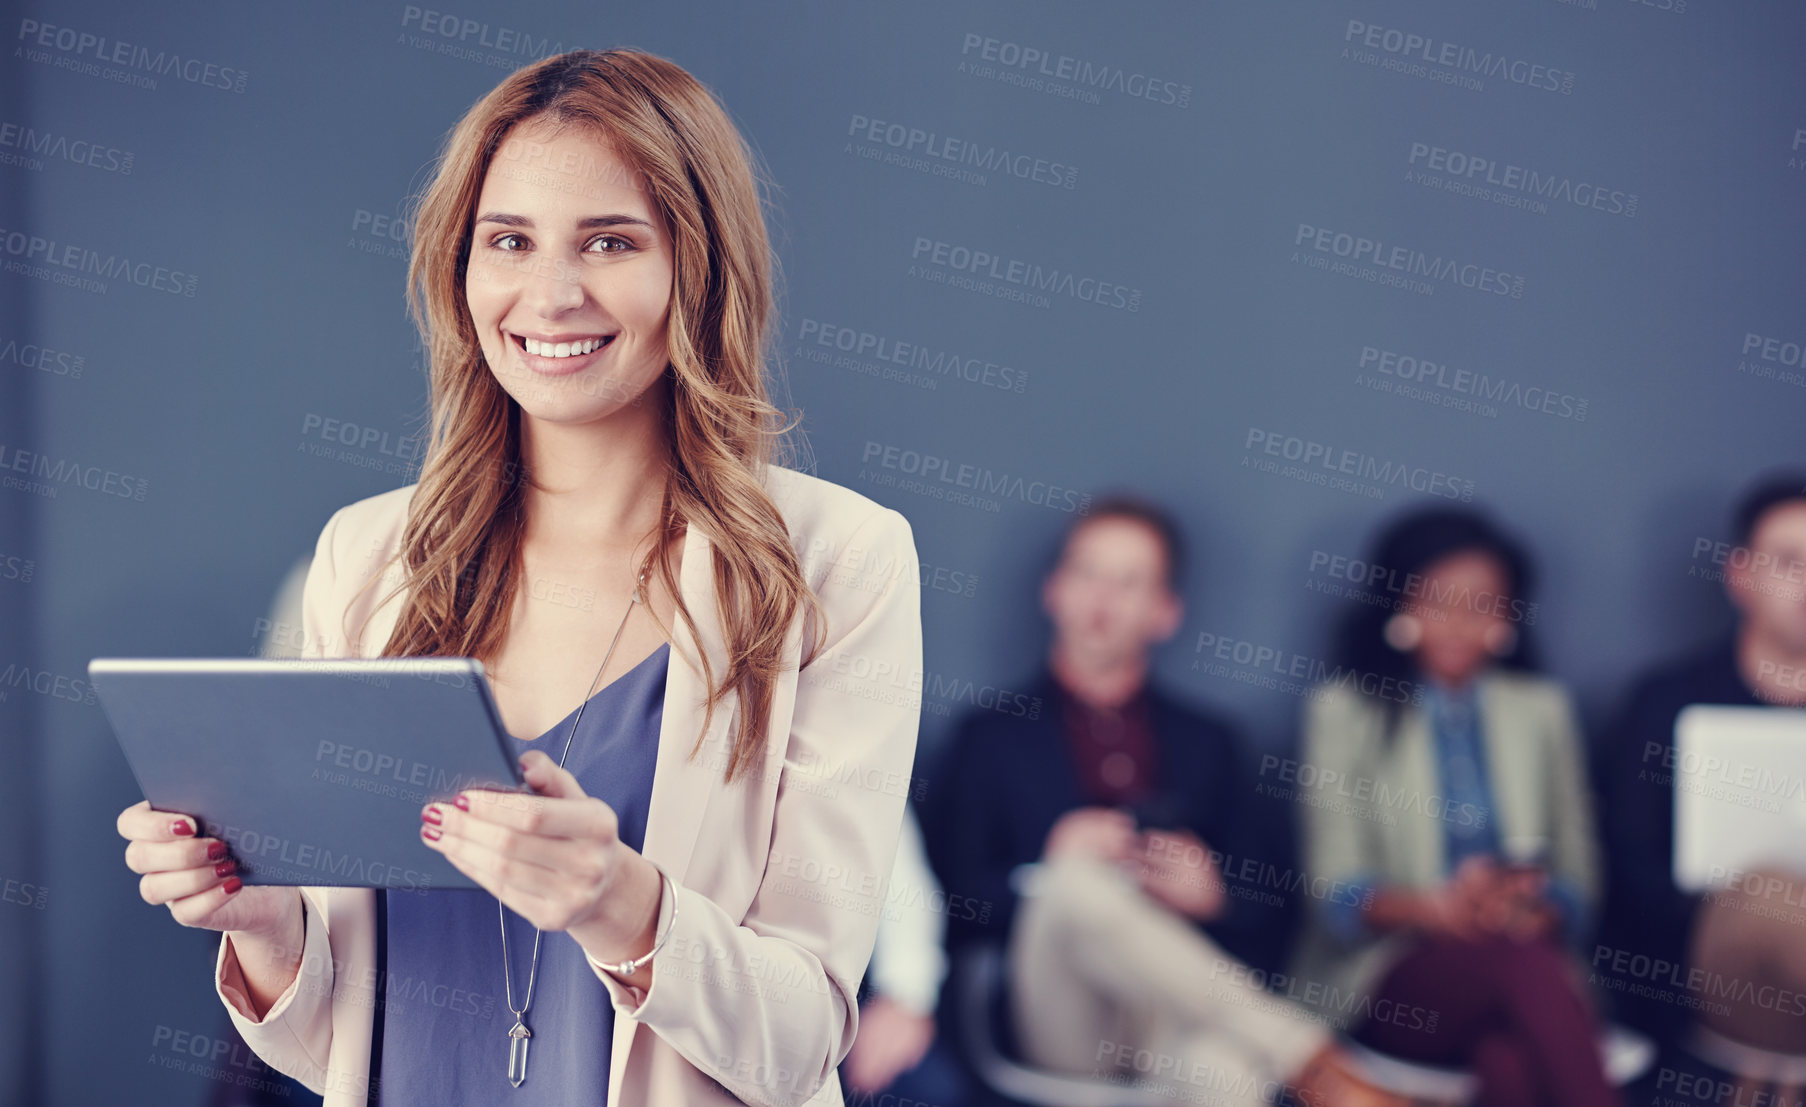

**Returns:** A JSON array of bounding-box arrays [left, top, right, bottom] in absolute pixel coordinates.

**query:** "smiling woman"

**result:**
[[114, 47, 922, 1107]]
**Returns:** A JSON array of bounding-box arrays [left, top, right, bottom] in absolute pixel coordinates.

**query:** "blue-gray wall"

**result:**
[[3, 1, 1802, 1102]]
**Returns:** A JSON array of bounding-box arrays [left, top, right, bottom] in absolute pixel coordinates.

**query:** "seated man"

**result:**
[[923, 496, 1339, 1106], [1595, 471, 1806, 1051]]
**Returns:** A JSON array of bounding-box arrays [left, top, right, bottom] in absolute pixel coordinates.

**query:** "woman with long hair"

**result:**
[[1287, 505, 1619, 1106], [115, 48, 922, 1106]]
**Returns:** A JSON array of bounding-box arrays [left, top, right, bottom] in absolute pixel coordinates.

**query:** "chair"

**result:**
[[1293, 1024, 1655, 1107], [953, 942, 1169, 1106], [1686, 1022, 1806, 1106], [955, 938, 1657, 1107]]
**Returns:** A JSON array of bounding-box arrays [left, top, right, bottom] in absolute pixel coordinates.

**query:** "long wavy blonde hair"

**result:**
[[352, 48, 823, 783]]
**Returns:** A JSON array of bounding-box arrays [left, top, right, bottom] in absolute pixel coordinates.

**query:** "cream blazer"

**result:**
[[211, 463, 923, 1106], [1286, 670, 1601, 1023]]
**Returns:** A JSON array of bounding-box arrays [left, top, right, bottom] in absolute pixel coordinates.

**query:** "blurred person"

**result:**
[[1288, 504, 1621, 1107], [842, 804, 970, 1105], [115, 48, 921, 1107], [925, 497, 1345, 1107], [1595, 472, 1806, 1054]]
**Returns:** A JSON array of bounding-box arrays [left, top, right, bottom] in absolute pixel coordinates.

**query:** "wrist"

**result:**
[[569, 849, 661, 967], [233, 888, 303, 953]]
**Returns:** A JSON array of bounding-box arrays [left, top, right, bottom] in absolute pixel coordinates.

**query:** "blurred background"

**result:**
[[0, 1, 1802, 1104]]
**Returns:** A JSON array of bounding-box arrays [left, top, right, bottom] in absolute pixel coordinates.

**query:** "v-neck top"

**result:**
[[372, 641, 670, 1105]]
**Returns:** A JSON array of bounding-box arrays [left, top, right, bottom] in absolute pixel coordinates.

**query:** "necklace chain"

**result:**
[[499, 567, 647, 1026]]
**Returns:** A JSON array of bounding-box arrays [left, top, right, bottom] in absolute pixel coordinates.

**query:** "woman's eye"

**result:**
[[493, 233, 528, 252], [588, 235, 631, 254]]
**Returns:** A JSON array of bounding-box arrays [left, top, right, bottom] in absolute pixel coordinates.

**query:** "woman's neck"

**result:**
[[516, 390, 671, 549]]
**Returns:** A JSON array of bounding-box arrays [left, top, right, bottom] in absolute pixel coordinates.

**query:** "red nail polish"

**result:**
[[421, 806, 443, 826], [222, 877, 242, 895], [172, 819, 194, 837], [214, 860, 236, 878], [207, 840, 227, 861], [422, 825, 442, 841], [453, 795, 470, 812]]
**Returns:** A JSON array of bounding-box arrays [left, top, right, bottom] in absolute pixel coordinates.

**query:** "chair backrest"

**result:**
[[952, 943, 1169, 1107]]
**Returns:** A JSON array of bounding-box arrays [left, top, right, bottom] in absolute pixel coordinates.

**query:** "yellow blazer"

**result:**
[[212, 464, 923, 1106]]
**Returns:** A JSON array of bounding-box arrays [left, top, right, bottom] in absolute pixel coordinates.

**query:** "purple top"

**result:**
[[373, 641, 669, 1105]]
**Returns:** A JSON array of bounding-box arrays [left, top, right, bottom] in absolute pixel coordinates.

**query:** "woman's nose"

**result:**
[[523, 253, 587, 314]]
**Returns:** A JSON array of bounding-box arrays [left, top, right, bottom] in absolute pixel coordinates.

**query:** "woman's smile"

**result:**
[[507, 328, 619, 377]]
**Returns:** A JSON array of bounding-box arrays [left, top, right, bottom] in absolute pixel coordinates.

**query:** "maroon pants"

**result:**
[[1352, 936, 1620, 1107]]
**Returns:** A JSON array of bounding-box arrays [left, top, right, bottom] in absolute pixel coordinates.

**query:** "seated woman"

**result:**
[[1286, 505, 1620, 1107]]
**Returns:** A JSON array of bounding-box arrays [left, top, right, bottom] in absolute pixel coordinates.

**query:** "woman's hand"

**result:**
[[419, 749, 663, 982], [116, 800, 298, 940]]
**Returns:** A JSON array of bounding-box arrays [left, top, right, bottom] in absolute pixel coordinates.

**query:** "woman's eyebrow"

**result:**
[[474, 211, 654, 230]]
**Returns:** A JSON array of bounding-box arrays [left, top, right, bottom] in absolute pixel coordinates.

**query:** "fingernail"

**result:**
[[422, 825, 442, 841], [453, 795, 470, 812], [222, 877, 242, 895], [206, 840, 227, 861], [421, 806, 443, 826], [214, 860, 236, 878], [172, 819, 194, 837]]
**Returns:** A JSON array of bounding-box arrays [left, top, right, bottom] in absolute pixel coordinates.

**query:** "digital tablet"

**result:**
[[91, 656, 527, 893], [1673, 703, 1806, 891]]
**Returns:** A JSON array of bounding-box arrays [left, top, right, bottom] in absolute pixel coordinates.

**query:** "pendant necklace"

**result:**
[[500, 568, 644, 1088]]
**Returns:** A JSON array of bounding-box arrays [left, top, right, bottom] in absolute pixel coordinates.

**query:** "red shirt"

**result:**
[[1052, 676, 1159, 808]]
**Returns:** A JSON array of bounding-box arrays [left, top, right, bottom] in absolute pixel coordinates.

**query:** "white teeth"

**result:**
[[522, 335, 608, 358]]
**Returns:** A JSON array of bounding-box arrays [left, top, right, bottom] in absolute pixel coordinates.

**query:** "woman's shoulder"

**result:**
[[309, 483, 417, 584], [761, 463, 913, 552], [318, 484, 417, 544]]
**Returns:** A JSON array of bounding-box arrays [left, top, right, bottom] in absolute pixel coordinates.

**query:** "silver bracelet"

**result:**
[[601, 860, 679, 978]]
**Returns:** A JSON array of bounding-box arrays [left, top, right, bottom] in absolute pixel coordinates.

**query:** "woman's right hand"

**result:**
[[116, 800, 298, 939]]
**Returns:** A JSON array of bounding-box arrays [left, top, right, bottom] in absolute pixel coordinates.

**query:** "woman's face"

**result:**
[[464, 116, 674, 425], [1407, 549, 1514, 686]]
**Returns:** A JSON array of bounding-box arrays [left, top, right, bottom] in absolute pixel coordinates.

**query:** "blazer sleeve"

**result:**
[[1296, 686, 1385, 941], [211, 505, 350, 1094], [594, 506, 923, 1107]]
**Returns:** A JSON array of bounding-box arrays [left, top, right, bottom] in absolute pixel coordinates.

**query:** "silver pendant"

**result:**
[[507, 1016, 531, 1087]]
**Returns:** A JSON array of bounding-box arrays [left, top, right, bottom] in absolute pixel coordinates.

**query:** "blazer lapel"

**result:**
[[641, 518, 732, 889], [1476, 672, 1541, 859], [1395, 704, 1447, 886]]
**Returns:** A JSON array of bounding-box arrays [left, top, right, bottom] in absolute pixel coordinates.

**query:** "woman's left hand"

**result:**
[[419, 749, 661, 974]]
